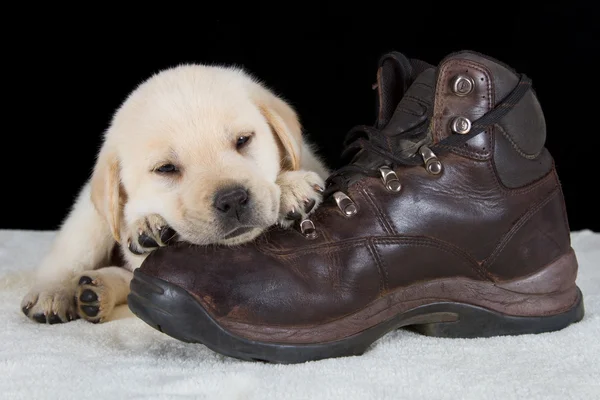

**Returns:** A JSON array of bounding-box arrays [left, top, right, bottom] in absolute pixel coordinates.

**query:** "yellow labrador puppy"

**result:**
[[21, 64, 329, 324]]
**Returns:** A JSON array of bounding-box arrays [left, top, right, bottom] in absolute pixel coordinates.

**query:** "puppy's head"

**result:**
[[90, 65, 302, 245]]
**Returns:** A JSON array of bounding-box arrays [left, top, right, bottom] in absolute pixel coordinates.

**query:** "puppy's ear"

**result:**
[[90, 144, 126, 243], [253, 86, 303, 171]]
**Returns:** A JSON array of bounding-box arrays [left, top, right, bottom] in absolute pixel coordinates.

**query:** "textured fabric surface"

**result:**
[[1, 229, 598, 400]]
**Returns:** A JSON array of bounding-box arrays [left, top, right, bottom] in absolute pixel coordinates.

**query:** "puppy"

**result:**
[[21, 64, 329, 324]]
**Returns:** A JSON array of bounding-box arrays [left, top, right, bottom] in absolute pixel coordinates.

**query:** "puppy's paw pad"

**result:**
[[126, 214, 177, 256], [277, 171, 325, 228], [74, 273, 113, 323], [20, 283, 78, 324]]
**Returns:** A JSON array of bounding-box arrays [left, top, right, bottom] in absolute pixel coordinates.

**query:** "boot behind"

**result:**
[[428, 51, 572, 279], [128, 50, 584, 364]]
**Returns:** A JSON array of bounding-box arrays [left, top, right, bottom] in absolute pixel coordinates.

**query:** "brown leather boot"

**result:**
[[128, 50, 585, 364]]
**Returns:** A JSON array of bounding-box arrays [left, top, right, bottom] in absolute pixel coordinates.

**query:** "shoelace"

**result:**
[[323, 122, 427, 198], [299, 73, 533, 238]]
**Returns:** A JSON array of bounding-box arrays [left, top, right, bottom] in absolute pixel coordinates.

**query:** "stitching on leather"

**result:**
[[495, 124, 543, 159], [367, 238, 387, 292], [273, 239, 370, 258], [486, 148, 556, 197], [329, 237, 342, 288], [317, 226, 337, 285], [433, 63, 448, 142], [373, 236, 488, 279], [396, 95, 431, 116], [437, 129, 492, 160], [483, 187, 560, 269], [354, 181, 393, 235], [553, 166, 572, 241], [271, 235, 487, 280], [363, 186, 396, 235], [376, 67, 384, 123]]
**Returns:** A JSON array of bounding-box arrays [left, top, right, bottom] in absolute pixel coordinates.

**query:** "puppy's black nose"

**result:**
[[213, 187, 249, 218]]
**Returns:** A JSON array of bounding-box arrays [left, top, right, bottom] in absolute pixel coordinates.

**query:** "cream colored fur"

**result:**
[[21, 64, 329, 323]]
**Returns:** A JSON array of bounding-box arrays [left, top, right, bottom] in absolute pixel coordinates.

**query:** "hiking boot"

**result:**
[[128, 50, 585, 364]]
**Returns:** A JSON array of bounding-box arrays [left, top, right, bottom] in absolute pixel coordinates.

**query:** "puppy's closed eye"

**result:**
[[154, 164, 179, 174]]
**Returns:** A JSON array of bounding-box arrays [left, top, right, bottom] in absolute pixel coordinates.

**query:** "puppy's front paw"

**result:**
[[277, 170, 325, 228], [21, 281, 78, 324], [126, 214, 177, 256], [74, 272, 114, 323]]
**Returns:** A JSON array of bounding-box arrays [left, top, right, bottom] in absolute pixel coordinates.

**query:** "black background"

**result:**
[[5, 4, 599, 232]]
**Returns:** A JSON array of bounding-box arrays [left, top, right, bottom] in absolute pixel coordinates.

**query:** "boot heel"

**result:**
[[410, 289, 585, 338]]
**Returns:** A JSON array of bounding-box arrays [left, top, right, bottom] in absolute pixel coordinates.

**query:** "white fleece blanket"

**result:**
[[0, 229, 598, 400]]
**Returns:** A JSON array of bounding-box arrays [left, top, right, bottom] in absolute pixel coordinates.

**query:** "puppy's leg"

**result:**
[[21, 182, 116, 324], [71, 214, 175, 323], [73, 213, 176, 323], [276, 170, 326, 228], [74, 266, 133, 323]]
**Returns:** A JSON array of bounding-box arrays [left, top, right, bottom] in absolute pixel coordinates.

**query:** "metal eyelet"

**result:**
[[451, 75, 475, 96], [300, 219, 318, 239], [378, 166, 402, 192], [419, 145, 443, 175], [333, 191, 358, 217], [450, 116, 471, 134]]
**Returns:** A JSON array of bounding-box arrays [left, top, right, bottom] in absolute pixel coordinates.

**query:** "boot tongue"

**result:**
[[348, 62, 437, 171], [379, 66, 437, 158], [375, 53, 435, 129], [325, 53, 437, 193]]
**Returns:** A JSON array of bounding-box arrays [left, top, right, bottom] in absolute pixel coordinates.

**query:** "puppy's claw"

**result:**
[[286, 208, 302, 221], [138, 233, 158, 248], [127, 239, 145, 255], [78, 276, 93, 285], [32, 313, 47, 323], [313, 184, 324, 193], [304, 199, 316, 214], [159, 226, 177, 243], [21, 303, 32, 315], [48, 313, 62, 325]]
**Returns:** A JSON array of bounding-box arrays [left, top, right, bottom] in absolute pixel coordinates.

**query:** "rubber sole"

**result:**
[[128, 270, 585, 364]]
